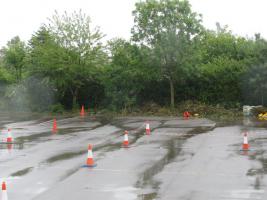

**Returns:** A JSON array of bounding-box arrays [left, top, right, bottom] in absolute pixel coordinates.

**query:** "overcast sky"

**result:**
[[0, 0, 266, 47]]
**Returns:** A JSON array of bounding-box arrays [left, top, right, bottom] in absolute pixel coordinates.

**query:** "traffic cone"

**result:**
[[145, 123, 150, 135], [242, 132, 249, 151], [52, 118, 57, 133], [6, 129, 12, 143], [85, 144, 96, 167], [1, 181, 8, 200], [122, 130, 129, 147], [80, 105, 85, 117]]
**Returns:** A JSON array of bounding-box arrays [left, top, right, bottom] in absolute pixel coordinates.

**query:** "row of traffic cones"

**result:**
[[0, 108, 99, 197], [1, 105, 94, 143], [85, 122, 151, 167], [0, 106, 89, 199], [52, 105, 93, 133], [0, 132, 253, 198], [85, 129, 250, 168], [54, 104, 96, 132], [123, 122, 151, 147], [1, 119, 58, 144]]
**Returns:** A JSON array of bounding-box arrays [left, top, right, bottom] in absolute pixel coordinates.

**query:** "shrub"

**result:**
[[50, 103, 64, 113]]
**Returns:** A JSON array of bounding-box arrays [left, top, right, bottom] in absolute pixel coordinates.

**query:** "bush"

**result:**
[[50, 103, 64, 113], [176, 100, 242, 121]]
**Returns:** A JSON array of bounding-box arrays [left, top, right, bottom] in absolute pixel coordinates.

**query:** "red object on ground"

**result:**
[[123, 130, 129, 147], [242, 132, 249, 150], [2, 182, 6, 191], [52, 118, 57, 132], [1, 181, 8, 200], [86, 144, 95, 167], [80, 105, 85, 117], [6, 129, 12, 143], [183, 111, 190, 118], [146, 123, 150, 135]]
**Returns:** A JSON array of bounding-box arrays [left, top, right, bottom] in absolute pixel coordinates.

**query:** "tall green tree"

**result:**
[[28, 11, 107, 108], [27, 26, 66, 97], [191, 29, 261, 106], [46, 10, 107, 107], [132, 0, 203, 108], [1, 36, 26, 82], [105, 38, 153, 110], [47, 10, 107, 67]]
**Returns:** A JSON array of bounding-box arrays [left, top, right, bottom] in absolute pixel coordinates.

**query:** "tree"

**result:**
[[132, 0, 203, 108], [182, 29, 251, 106], [28, 11, 107, 108], [47, 10, 107, 68], [1, 36, 26, 82], [46, 10, 107, 107], [242, 63, 267, 106], [105, 38, 154, 110]]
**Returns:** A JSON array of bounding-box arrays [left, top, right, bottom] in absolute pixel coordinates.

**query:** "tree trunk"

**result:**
[[15, 68, 19, 82], [169, 78, 175, 109], [71, 88, 78, 109], [19, 67, 22, 82]]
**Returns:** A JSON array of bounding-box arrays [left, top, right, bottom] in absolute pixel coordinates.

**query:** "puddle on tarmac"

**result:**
[[43, 119, 158, 165], [239, 121, 267, 192], [136, 126, 214, 199], [58, 166, 81, 182], [44, 142, 120, 164], [15, 124, 101, 144], [0, 143, 24, 150], [10, 167, 33, 177], [46, 150, 85, 163], [16, 131, 53, 143], [55, 127, 93, 135]]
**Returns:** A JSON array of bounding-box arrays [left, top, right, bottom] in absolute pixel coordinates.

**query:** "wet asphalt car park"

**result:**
[[0, 114, 267, 200]]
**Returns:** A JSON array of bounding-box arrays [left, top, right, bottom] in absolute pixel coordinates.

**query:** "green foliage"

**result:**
[[196, 57, 246, 104], [1, 36, 26, 82], [47, 10, 107, 67], [1, 6, 267, 115], [50, 103, 65, 113], [0, 65, 13, 83], [176, 100, 242, 122], [104, 38, 154, 110], [27, 10, 107, 109], [242, 63, 267, 106], [132, 0, 203, 108]]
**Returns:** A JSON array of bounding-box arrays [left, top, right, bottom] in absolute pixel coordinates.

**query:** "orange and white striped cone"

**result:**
[[122, 130, 129, 148], [84, 144, 96, 167], [242, 132, 249, 151], [6, 129, 12, 143], [1, 181, 8, 200], [145, 123, 150, 135], [52, 118, 58, 133], [80, 105, 85, 117]]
